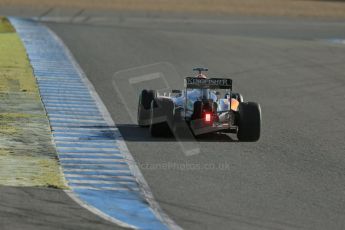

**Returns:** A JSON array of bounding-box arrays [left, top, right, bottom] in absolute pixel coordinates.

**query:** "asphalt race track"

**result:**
[[0, 8, 344, 229], [0, 186, 125, 230], [42, 14, 345, 230]]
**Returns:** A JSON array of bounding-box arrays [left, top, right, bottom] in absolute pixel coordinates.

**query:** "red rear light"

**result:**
[[205, 113, 211, 122]]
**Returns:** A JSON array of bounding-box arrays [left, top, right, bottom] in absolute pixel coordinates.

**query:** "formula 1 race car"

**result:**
[[137, 68, 261, 141]]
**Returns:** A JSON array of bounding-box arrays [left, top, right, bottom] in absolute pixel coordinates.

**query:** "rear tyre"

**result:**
[[138, 90, 156, 127], [149, 98, 174, 137], [237, 102, 261, 142]]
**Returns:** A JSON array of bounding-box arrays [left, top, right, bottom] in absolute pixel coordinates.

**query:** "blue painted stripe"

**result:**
[[51, 125, 110, 129], [57, 149, 120, 153], [63, 171, 133, 177], [38, 75, 80, 78], [41, 92, 92, 96], [46, 109, 101, 113], [56, 143, 119, 148], [11, 18, 169, 230], [35, 72, 80, 76], [54, 130, 113, 134], [53, 135, 116, 139], [66, 178, 136, 183], [68, 183, 138, 189], [46, 106, 100, 111], [43, 99, 96, 104], [57, 147, 121, 151], [48, 113, 102, 119], [40, 88, 88, 93], [39, 85, 87, 89], [58, 151, 122, 155], [44, 99, 97, 104], [52, 130, 115, 135], [37, 77, 81, 81], [61, 161, 127, 166], [52, 127, 115, 131], [45, 106, 99, 110], [52, 127, 116, 131], [63, 167, 129, 172], [50, 121, 107, 126], [38, 80, 84, 84], [44, 101, 97, 106], [40, 85, 86, 89], [55, 139, 117, 144], [41, 95, 94, 100], [49, 118, 104, 122], [75, 190, 167, 229], [63, 162, 128, 169], [55, 126, 108, 130], [59, 155, 123, 160], [36, 73, 78, 76], [47, 109, 101, 114], [34, 66, 75, 70], [40, 92, 93, 97], [61, 160, 125, 165], [50, 118, 105, 122], [46, 105, 99, 109], [52, 134, 115, 139], [47, 111, 102, 116], [41, 89, 87, 93]]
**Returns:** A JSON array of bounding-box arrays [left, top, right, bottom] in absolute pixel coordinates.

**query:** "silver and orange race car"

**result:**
[[137, 68, 261, 141]]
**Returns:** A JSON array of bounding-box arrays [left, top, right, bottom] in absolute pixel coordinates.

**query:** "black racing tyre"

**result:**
[[232, 92, 244, 103], [237, 102, 261, 142], [149, 98, 174, 137], [138, 89, 156, 127]]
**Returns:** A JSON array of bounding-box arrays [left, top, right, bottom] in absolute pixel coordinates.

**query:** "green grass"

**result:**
[[0, 18, 66, 188], [0, 17, 15, 33]]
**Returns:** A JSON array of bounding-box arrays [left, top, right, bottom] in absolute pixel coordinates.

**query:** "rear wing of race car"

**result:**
[[184, 77, 232, 90]]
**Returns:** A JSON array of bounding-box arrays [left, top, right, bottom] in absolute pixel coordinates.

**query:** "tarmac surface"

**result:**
[[45, 14, 345, 230], [0, 186, 125, 230], [0, 8, 345, 230]]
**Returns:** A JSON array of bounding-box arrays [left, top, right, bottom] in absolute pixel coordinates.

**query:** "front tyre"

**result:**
[[138, 89, 156, 127], [237, 102, 261, 142]]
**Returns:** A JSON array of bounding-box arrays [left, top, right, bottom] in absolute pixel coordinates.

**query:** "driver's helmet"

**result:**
[[196, 73, 207, 79]]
